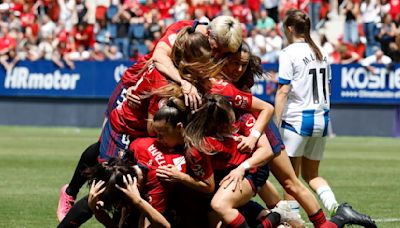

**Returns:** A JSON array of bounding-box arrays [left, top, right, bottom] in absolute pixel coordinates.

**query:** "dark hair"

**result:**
[[184, 94, 235, 154], [234, 41, 264, 91], [283, 9, 323, 61], [154, 96, 189, 126], [83, 158, 138, 211]]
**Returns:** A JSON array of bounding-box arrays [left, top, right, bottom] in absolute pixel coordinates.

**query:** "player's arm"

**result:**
[[156, 164, 215, 193], [275, 50, 292, 126], [221, 134, 274, 191], [152, 42, 182, 84], [116, 174, 171, 228], [274, 84, 290, 127], [237, 97, 274, 152], [153, 42, 202, 109]]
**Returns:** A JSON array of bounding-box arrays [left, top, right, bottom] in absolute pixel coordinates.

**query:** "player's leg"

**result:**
[[257, 180, 281, 209], [58, 195, 93, 228], [279, 128, 307, 214], [302, 155, 338, 214], [57, 142, 100, 221], [210, 178, 254, 227]]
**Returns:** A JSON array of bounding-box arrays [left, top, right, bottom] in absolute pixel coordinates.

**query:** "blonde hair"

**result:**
[[171, 26, 225, 93], [208, 15, 242, 53]]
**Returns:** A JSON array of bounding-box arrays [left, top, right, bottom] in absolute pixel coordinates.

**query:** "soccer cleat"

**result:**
[[333, 203, 377, 228], [57, 184, 76, 222]]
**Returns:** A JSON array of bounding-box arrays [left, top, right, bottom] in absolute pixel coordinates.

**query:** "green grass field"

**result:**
[[0, 126, 399, 228]]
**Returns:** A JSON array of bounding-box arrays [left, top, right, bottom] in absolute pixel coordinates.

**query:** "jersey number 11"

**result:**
[[309, 68, 328, 104]]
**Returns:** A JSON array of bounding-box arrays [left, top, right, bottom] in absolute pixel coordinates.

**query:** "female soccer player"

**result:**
[[85, 159, 171, 228], [274, 9, 376, 228], [57, 17, 242, 220]]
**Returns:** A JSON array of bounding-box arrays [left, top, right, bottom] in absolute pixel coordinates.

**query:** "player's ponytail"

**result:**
[[283, 9, 323, 61], [154, 96, 189, 126], [184, 94, 235, 154]]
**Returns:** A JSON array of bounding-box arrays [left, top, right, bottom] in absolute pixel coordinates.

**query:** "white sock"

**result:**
[[287, 200, 300, 214], [316, 185, 338, 212]]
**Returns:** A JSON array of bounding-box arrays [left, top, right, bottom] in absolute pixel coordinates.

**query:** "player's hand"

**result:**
[[219, 166, 246, 192], [88, 180, 106, 213], [236, 135, 257, 153], [126, 86, 141, 107], [156, 164, 182, 182], [116, 174, 142, 205], [181, 79, 202, 110]]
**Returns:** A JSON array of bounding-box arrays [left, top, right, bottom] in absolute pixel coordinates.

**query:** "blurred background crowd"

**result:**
[[0, 0, 399, 71]]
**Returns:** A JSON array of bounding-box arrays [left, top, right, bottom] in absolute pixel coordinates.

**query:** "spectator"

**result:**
[[53, 38, 75, 69], [170, 0, 189, 21], [73, 22, 95, 49], [40, 14, 56, 39], [57, 0, 78, 32], [333, 44, 361, 64], [377, 14, 397, 54], [360, 47, 392, 72], [341, 0, 360, 45], [360, 0, 381, 56], [245, 28, 266, 57], [0, 24, 19, 72], [104, 44, 123, 60], [304, 0, 323, 30], [263, 29, 283, 62], [256, 10, 275, 34], [38, 37, 55, 60], [90, 42, 106, 61], [388, 41, 400, 62], [112, 5, 131, 58], [69, 44, 90, 61], [263, 0, 279, 23]]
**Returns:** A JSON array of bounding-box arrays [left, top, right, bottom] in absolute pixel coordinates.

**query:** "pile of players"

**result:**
[[56, 10, 377, 228]]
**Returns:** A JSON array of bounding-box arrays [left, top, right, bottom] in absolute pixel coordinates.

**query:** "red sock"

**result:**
[[320, 221, 339, 228], [258, 218, 273, 228], [309, 209, 327, 228], [227, 212, 248, 228]]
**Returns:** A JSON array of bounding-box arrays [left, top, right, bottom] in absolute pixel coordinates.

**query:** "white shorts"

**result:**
[[280, 128, 326, 161]]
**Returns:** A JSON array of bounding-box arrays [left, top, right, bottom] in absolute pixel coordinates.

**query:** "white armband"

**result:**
[[240, 161, 251, 171], [250, 129, 261, 139]]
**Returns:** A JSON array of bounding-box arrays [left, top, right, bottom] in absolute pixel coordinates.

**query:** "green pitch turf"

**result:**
[[0, 126, 399, 227]]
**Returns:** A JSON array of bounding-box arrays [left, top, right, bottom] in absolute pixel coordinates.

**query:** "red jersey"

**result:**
[[121, 20, 195, 88], [130, 138, 186, 212], [210, 79, 253, 110], [110, 64, 168, 138]]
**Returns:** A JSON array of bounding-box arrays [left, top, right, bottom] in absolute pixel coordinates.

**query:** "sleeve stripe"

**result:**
[[278, 78, 291, 85]]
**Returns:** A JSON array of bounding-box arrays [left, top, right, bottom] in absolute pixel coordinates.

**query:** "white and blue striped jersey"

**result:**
[[278, 43, 331, 137]]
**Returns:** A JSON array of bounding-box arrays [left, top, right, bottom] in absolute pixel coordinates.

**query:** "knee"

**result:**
[[210, 197, 229, 215], [281, 178, 306, 196]]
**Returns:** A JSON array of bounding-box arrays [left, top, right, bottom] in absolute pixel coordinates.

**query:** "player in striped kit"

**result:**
[[274, 9, 376, 228]]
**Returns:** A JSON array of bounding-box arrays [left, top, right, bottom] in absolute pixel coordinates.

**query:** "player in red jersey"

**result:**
[[56, 21, 226, 219], [109, 15, 243, 117], [58, 63, 169, 222], [59, 97, 189, 227], [84, 158, 171, 228]]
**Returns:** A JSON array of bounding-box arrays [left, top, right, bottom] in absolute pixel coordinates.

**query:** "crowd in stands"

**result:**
[[0, 0, 399, 72]]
